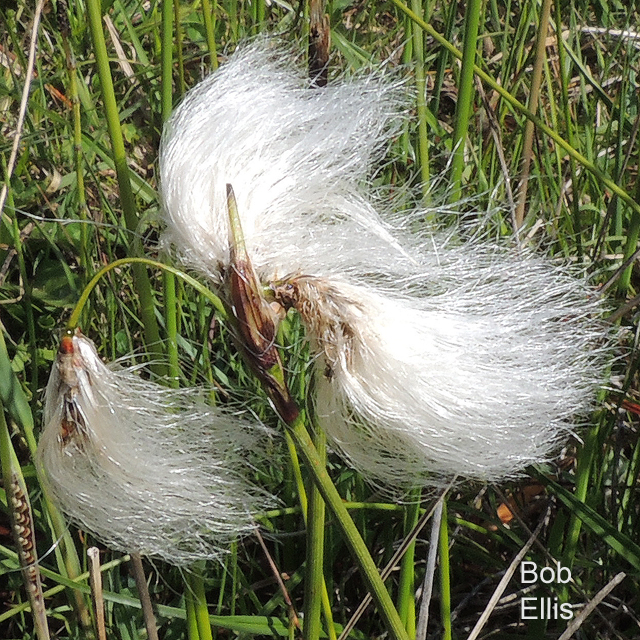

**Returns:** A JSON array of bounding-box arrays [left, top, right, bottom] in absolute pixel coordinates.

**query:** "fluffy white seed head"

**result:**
[[274, 254, 610, 489], [160, 40, 614, 490], [37, 331, 270, 565], [159, 39, 407, 283]]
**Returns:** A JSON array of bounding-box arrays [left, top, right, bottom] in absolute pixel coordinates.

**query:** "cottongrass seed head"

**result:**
[[159, 38, 407, 283], [37, 330, 271, 565], [273, 250, 610, 489], [160, 39, 616, 490]]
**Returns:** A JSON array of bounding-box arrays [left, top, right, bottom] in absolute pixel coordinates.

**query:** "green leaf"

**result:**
[[531, 468, 640, 574]]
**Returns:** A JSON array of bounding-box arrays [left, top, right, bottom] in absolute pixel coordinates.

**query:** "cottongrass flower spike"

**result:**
[[272, 252, 610, 490], [160, 39, 614, 491], [37, 329, 270, 565]]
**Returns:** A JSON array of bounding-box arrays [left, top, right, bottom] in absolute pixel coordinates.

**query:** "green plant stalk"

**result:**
[[397, 494, 420, 637], [287, 414, 410, 640], [561, 421, 600, 571], [399, 24, 412, 164], [161, 0, 173, 159], [67, 257, 226, 329], [410, 0, 430, 198], [7, 203, 37, 411], [285, 430, 308, 514], [86, 0, 163, 354], [174, 0, 186, 94], [202, 0, 218, 69], [0, 405, 49, 640], [438, 500, 451, 640], [185, 581, 200, 640], [430, 0, 455, 115], [303, 421, 328, 640], [553, 3, 582, 255], [230, 540, 239, 616], [514, 0, 552, 227], [163, 272, 181, 383], [161, 0, 181, 386], [389, 0, 640, 217], [253, 0, 265, 32], [280, 401, 335, 638], [619, 207, 640, 294], [448, 0, 482, 203], [622, 120, 640, 290], [187, 567, 214, 640], [621, 413, 640, 530], [60, 20, 91, 277]]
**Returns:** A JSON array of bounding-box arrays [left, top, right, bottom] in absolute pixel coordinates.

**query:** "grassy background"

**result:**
[[1, 0, 640, 638]]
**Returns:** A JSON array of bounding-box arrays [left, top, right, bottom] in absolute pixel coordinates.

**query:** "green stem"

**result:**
[[562, 423, 600, 571], [438, 500, 451, 640], [397, 494, 420, 638], [410, 0, 430, 199], [554, 3, 582, 255], [161, 0, 173, 120], [201, 0, 218, 69], [67, 257, 226, 330], [174, 0, 186, 95], [389, 0, 640, 217], [303, 421, 327, 640], [622, 96, 640, 292], [449, 0, 482, 202], [161, 0, 181, 385], [8, 203, 37, 413], [185, 581, 200, 639], [60, 14, 91, 278], [186, 566, 214, 640], [86, 0, 163, 354], [282, 406, 336, 638], [514, 0, 552, 227], [287, 415, 410, 640]]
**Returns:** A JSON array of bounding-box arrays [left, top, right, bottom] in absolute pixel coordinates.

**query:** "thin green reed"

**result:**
[[59, 8, 91, 278], [409, 0, 430, 198], [448, 0, 482, 203], [160, 3, 212, 637], [5, 188, 38, 411], [161, 0, 181, 388], [174, 0, 186, 94], [286, 413, 411, 640], [85, 0, 163, 357], [390, 0, 640, 219], [554, 0, 582, 255], [303, 415, 329, 640], [514, 0, 553, 228], [202, 0, 218, 69], [397, 495, 420, 636], [438, 500, 452, 640]]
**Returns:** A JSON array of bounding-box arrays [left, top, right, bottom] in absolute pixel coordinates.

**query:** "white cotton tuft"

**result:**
[[159, 38, 407, 282], [159, 40, 615, 490], [272, 258, 610, 489], [37, 331, 270, 565]]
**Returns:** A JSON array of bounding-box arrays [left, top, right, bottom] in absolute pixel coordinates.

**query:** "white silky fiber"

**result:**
[[38, 331, 269, 565], [159, 39, 613, 490]]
